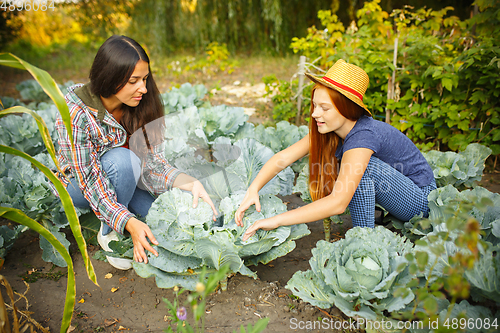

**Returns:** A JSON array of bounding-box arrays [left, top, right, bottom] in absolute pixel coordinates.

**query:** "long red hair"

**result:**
[[308, 84, 368, 201]]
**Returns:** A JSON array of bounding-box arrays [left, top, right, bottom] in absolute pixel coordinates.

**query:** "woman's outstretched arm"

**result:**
[[235, 134, 310, 226], [242, 147, 373, 240]]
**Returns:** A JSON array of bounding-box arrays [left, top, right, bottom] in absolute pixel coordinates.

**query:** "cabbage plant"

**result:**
[[407, 299, 496, 333], [286, 226, 414, 320], [133, 188, 310, 291], [405, 185, 500, 244], [161, 82, 209, 114], [414, 226, 500, 304], [422, 143, 491, 190], [0, 54, 97, 333], [129, 137, 310, 291]]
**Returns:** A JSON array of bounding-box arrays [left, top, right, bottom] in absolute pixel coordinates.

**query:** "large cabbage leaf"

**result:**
[[198, 105, 248, 141], [408, 299, 495, 333], [225, 138, 293, 196], [413, 226, 464, 283], [253, 121, 308, 172], [414, 225, 500, 305], [422, 185, 500, 244], [464, 244, 500, 303], [161, 82, 208, 114]]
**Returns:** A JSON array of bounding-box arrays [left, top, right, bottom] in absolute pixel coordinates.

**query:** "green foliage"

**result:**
[[0, 224, 27, 259], [161, 83, 210, 115], [198, 105, 249, 142], [0, 103, 59, 155], [262, 74, 312, 123], [288, 194, 500, 332], [192, 42, 238, 74], [0, 99, 91, 262], [423, 143, 492, 189], [251, 120, 308, 173], [128, 0, 341, 55], [292, 164, 311, 203], [171, 42, 240, 76], [131, 155, 310, 290], [424, 186, 500, 245], [102, 107, 311, 290], [15, 80, 75, 104], [157, 88, 308, 197], [288, 140, 498, 331], [392, 199, 499, 333], [284, 0, 500, 155]]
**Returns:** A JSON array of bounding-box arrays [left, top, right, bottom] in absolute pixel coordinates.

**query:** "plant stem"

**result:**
[[323, 218, 331, 242]]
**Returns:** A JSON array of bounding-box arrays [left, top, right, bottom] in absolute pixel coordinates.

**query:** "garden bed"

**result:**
[[1, 194, 363, 333], [2, 171, 499, 332]]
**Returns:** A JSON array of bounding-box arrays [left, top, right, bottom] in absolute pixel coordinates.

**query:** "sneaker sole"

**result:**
[[98, 225, 133, 270]]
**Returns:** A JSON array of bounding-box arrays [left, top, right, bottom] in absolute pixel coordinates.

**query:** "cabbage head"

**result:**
[[286, 226, 414, 320], [132, 188, 310, 291]]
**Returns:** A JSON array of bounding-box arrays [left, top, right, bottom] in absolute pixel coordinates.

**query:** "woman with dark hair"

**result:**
[[235, 59, 436, 240], [55, 35, 217, 269]]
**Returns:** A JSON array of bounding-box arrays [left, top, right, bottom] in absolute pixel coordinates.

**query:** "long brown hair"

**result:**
[[308, 84, 367, 201]]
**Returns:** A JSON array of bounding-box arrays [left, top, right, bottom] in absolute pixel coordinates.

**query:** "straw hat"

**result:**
[[305, 59, 371, 116]]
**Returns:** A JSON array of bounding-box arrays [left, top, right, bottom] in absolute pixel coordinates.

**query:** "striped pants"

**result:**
[[348, 156, 436, 228]]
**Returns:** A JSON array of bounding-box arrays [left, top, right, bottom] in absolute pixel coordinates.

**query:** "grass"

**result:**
[[2, 39, 98, 82], [152, 52, 300, 92]]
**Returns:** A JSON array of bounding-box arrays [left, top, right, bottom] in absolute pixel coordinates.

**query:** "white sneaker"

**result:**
[[97, 224, 133, 270]]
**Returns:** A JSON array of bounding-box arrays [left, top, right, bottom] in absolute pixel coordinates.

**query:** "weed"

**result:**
[[76, 311, 87, 318], [19, 265, 66, 283]]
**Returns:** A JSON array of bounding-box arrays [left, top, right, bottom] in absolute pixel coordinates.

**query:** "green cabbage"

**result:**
[[134, 188, 310, 291], [422, 143, 492, 189], [286, 226, 414, 320]]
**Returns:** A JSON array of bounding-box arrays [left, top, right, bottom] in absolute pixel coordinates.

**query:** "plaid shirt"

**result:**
[[55, 84, 181, 234]]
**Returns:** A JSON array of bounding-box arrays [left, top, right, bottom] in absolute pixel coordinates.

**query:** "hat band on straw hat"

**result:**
[[322, 76, 364, 101]]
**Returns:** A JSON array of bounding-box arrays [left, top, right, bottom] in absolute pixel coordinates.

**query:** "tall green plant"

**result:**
[[0, 53, 98, 333], [127, 0, 340, 55]]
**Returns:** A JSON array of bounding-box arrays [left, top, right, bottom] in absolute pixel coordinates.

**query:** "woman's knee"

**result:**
[[101, 147, 141, 183]]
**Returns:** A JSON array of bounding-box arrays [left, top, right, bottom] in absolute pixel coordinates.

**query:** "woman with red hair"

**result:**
[[235, 59, 435, 240]]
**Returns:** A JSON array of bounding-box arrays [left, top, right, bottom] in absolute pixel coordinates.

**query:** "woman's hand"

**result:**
[[191, 180, 218, 221], [125, 217, 159, 263], [173, 174, 218, 221], [242, 218, 279, 241], [235, 188, 261, 227]]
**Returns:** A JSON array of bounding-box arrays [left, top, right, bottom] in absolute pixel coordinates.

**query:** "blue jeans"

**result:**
[[66, 147, 155, 235], [348, 156, 436, 228]]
